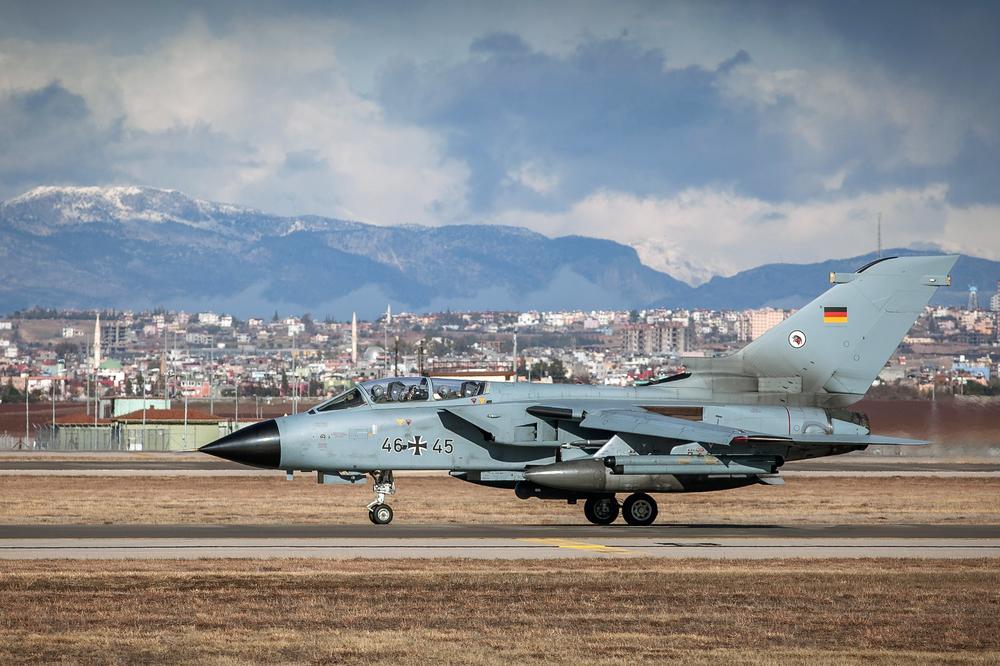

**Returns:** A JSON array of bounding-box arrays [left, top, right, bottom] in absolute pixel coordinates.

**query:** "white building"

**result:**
[[517, 312, 540, 327]]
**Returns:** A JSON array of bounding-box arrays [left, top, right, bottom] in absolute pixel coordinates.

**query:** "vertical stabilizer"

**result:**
[[738, 255, 957, 400]]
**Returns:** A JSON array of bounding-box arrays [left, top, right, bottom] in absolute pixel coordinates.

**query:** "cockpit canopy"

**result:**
[[311, 377, 487, 412], [365, 377, 430, 403]]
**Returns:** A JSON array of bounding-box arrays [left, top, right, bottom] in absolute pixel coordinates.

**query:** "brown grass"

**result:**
[[2, 475, 1000, 525], [1, 558, 998, 664]]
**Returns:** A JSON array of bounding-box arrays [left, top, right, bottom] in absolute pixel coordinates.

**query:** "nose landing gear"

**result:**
[[367, 470, 396, 524]]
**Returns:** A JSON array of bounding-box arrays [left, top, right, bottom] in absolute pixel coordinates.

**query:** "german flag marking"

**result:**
[[823, 306, 848, 324]]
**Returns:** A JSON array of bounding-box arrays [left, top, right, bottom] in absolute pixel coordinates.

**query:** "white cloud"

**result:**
[[504, 160, 559, 195], [492, 184, 1000, 283], [716, 62, 972, 170], [2, 3, 997, 273], [0, 17, 469, 225]]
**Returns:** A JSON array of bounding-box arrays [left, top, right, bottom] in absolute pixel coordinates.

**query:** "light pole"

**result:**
[[234, 374, 239, 431], [50, 377, 56, 448], [85, 341, 90, 417], [291, 332, 297, 415], [209, 338, 215, 415], [24, 375, 29, 448], [141, 371, 146, 450]]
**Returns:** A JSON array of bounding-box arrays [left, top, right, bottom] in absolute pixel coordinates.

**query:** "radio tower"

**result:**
[[876, 212, 882, 258], [968, 286, 979, 311]]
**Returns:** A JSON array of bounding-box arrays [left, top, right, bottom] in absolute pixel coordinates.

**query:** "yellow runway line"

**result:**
[[519, 538, 635, 555]]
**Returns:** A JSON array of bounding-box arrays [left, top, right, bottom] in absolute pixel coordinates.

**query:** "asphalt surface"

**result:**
[[5, 523, 999, 539], [3, 523, 999, 559]]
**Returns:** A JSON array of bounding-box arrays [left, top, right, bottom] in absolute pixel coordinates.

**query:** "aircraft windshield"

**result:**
[[361, 377, 430, 403], [314, 387, 366, 412]]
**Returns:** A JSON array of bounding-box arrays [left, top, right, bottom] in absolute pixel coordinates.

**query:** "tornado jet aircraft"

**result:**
[[201, 255, 957, 525]]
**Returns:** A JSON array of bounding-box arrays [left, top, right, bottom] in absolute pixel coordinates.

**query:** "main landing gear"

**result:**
[[583, 496, 619, 525], [621, 492, 658, 526], [367, 470, 396, 525], [583, 493, 658, 526]]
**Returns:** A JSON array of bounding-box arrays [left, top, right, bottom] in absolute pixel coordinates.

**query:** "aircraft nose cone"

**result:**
[[199, 419, 281, 469]]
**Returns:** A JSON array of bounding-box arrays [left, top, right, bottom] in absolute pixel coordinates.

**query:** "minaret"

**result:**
[[383, 305, 391, 378], [93, 313, 102, 371], [512, 329, 518, 378], [351, 312, 358, 366]]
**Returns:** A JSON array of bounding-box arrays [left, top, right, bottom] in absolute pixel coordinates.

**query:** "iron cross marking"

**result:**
[[407, 435, 427, 456]]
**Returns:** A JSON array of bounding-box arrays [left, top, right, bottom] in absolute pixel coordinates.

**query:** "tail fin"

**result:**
[[738, 255, 956, 400]]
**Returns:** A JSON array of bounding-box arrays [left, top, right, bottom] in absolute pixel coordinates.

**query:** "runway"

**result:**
[[3, 523, 999, 559]]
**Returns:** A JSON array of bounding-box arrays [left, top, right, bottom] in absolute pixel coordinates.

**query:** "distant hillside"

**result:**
[[0, 186, 691, 317], [666, 250, 997, 310], [0, 186, 995, 316]]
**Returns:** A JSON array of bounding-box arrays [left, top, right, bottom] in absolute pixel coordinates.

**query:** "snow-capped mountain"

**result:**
[[630, 238, 722, 287], [3, 186, 287, 239], [0, 186, 690, 316], [0, 186, 991, 316]]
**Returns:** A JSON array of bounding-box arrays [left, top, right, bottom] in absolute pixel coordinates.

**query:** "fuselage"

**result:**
[[273, 377, 865, 476]]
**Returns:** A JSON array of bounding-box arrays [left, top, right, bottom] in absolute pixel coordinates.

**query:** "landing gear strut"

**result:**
[[367, 470, 396, 525], [622, 492, 658, 526], [583, 496, 619, 525]]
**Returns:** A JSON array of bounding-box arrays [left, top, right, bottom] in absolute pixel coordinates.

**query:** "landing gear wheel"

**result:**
[[622, 493, 658, 526], [369, 503, 394, 525], [583, 496, 620, 525], [366, 470, 396, 523]]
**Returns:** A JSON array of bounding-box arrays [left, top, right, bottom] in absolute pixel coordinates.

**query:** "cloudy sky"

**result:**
[[1, 0, 998, 282]]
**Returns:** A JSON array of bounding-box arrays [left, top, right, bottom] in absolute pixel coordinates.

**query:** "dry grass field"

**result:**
[[1, 558, 998, 664], [2, 474, 1000, 525]]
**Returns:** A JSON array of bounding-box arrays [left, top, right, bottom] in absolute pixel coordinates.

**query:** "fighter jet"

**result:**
[[201, 255, 956, 525]]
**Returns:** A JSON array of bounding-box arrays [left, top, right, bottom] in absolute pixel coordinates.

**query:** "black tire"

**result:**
[[622, 493, 658, 526], [583, 496, 620, 525], [370, 504, 394, 525]]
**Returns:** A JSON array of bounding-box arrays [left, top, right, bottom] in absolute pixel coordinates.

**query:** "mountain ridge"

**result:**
[[0, 186, 994, 317]]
